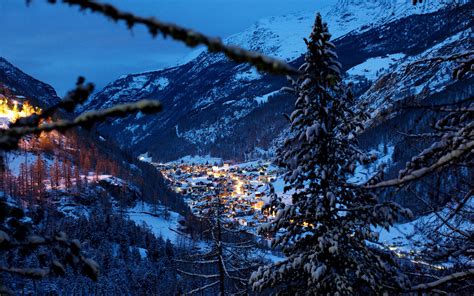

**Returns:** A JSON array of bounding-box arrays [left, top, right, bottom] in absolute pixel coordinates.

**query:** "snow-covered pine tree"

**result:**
[[250, 14, 410, 295]]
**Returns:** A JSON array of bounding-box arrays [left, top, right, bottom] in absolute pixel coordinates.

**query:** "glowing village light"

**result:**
[[0, 96, 41, 128]]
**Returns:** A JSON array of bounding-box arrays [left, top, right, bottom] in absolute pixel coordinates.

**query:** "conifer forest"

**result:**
[[0, 0, 472, 295]]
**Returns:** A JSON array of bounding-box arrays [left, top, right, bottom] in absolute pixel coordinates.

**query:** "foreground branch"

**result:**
[[43, 0, 297, 75], [366, 139, 474, 188], [0, 99, 162, 150], [409, 269, 474, 292]]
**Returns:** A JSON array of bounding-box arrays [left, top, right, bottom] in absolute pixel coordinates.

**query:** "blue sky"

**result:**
[[1, 0, 331, 96]]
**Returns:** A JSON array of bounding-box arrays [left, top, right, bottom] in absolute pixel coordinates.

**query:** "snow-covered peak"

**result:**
[[184, 0, 451, 64], [0, 57, 60, 108], [328, 0, 451, 22]]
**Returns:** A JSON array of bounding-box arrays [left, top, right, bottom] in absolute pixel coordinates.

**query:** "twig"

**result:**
[[408, 269, 474, 292], [43, 0, 298, 75], [366, 139, 474, 188]]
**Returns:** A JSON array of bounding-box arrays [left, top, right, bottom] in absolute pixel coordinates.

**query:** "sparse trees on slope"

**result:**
[[177, 194, 256, 295], [367, 60, 473, 293], [0, 77, 163, 293], [50, 156, 61, 190], [250, 14, 410, 295], [31, 152, 47, 199]]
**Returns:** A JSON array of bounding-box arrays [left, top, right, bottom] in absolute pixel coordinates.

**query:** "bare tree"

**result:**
[[364, 3, 473, 290], [176, 194, 257, 295], [2, 0, 296, 292]]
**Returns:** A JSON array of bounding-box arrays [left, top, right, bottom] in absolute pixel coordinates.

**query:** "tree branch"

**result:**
[[177, 269, 220, 279], [0, 99, 162, 150], [366, 139, 474, 188], [185, 281, 220, 295], [44, 0, 297, 75], [408, 269, 474, 292]]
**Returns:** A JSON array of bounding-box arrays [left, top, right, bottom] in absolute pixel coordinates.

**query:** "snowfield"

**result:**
[[346, 53, 405, 81], [127, 202, 184, 243], [166, 155, 223, 166], [254, 90, 280, 105], [185, 0, 450, 65]]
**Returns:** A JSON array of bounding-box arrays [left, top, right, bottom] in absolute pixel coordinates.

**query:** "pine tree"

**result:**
[[250, 14, 409, 295]]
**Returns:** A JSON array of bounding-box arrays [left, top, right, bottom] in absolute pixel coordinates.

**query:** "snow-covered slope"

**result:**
[[0, 57, 60, 107], [127, 203, 184, 243], [80, 0, 472, 163], [360, 28, 472, 119], [187, 0, 451, 64]]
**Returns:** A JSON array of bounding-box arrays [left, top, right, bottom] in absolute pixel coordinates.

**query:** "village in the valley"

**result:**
[[153, 159, 281, 234]]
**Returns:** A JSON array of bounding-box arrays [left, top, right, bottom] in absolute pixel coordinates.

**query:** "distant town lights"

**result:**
[[0, 97, 41, 129]]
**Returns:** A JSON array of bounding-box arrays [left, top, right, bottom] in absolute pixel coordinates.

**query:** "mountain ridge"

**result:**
[[0, 57, 60, 108], [78, 1, 472, 163]]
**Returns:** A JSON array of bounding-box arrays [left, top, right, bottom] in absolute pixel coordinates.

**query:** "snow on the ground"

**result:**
[[184, 0, 449, 66], [167, 155, 223, 166], [254, 90, 279, 105], [347, 53, 405, 80], [263, 250, 285, 263], [361, 28, 472, 117], [348, 143, 394, 185], [137, 247, 148, 259], [127, 202, 183, 244], [138, 152, 153, 163], [230, 160, 264, 169], [234, 67, 262, 82], [5, 151, 53, 176], [376, 222, 417, 251], [376, 197, 473, 253], [57, 203, 91, 219], [171, 0, 449, 70]]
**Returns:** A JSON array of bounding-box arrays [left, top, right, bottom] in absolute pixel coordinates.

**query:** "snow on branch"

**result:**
[[174, 259, 219, 264], [185, 281, 220, 295], [0, 229, 100, 282], [42, 0, 298, 75], [0, 77, 162, 151], [408, 269, 474, 292], [177, 269, 221, 279], [366, 139, 473, 188]]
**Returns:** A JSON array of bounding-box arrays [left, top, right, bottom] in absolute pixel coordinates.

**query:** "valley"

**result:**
[[0, 0, 472, 294], [154, 159, 279, 235]]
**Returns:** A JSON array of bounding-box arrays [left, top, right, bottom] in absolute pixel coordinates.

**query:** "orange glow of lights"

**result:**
[[0, 97, 41, 128]]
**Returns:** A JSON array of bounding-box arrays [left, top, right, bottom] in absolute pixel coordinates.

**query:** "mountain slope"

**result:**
[[0, 58, 190, 215], [80, 1, 472, 162], [0, 57, 60, 108]]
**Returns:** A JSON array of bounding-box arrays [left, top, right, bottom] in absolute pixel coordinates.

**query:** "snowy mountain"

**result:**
[[0, 58, 189, 215], [0, 59, 199, 294], [79, 0, 472, 163], [0, 57, 60, 108], [212, 0, 452, 62]]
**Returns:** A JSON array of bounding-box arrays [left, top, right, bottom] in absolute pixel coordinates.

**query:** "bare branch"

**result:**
[[409, 269, 474, 292], [435, 189, 473, 232], [0, 266, 49, 278], [0, 99, 162, 150], [174, 259, 219, 264], [366, 139, 474, 188], [43, 0, 297, 75], [177, 269, 220, 279], [185, 281, 220, 295]]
